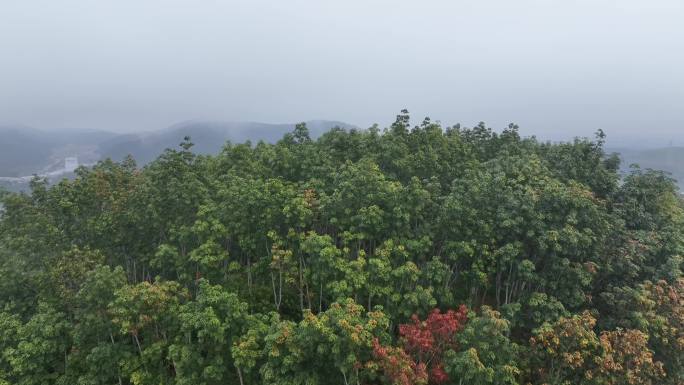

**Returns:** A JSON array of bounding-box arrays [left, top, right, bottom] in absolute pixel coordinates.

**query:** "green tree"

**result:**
[[445, 307, 522, 385], [261, 299, 390, 385]]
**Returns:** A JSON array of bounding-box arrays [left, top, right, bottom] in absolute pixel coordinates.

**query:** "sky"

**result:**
[[0, 0, 683, 145]]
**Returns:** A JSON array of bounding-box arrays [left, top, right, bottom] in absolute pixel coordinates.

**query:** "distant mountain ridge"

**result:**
[[3, 122, 684, 192], [0, 125, 117, 177], [0, 120, 355, 180], [99, 120, 356, 165]]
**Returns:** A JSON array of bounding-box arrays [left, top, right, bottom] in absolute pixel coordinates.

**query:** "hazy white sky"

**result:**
[[0, 0, 682, 143]]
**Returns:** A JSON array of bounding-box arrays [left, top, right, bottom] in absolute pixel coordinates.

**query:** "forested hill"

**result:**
[[0, 120, 354, 177], [98, 119, 356, 165], [0, 113, 682, 385]]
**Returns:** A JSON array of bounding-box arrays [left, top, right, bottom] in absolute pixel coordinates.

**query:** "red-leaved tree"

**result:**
[[372, 306, 469, 385], [371, 338, 429, 385]]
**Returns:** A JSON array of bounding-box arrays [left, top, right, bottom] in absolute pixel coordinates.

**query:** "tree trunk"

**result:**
[[110, 332, 123, 385], [236, 364, 245, 385]]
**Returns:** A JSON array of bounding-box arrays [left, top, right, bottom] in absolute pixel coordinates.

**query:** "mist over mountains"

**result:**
[[97, 120, 356, 165], [0, 119, 354, 175], [609, 146, 684, 188], [0, 126, 116, 177], [1, 120, 683, 191]]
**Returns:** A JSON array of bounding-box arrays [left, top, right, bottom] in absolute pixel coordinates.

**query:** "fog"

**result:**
[[1, 0, 683, 145]]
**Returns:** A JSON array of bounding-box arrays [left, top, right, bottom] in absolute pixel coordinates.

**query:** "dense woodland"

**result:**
[[0, 112, 682, 385]]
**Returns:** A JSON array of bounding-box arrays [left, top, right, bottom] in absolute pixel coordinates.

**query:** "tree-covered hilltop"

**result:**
[[0, 112, 682, 385]]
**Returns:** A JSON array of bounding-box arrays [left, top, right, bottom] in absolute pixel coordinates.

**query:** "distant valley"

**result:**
[[0, 120, 355, 191], [1, 122, 683, 192]]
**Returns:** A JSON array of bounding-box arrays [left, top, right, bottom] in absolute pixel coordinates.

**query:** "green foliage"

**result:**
[[3, 303, 71, 385], [169, 280, 251, 385], [0, 114, 681, 384], [444, 307, 521, 385], [261, 299, 390, 385]]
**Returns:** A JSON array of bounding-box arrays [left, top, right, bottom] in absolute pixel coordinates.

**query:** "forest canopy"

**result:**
[[0, 112, 682, 385]]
